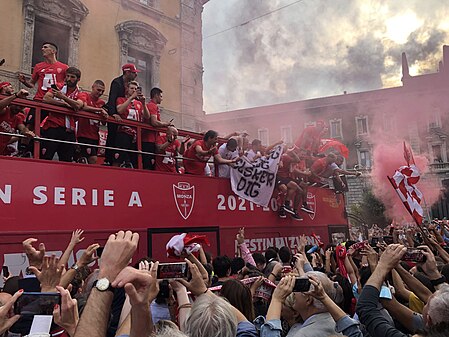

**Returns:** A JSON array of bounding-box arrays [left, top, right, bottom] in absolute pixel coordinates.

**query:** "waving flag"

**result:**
[[387, 142, 423, 225]]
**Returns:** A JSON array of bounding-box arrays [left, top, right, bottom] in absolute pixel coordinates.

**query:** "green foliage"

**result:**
[[350, 188, 390, 228]]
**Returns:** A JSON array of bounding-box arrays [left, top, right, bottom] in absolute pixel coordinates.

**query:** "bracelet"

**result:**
[[270, 273, 277, 278], [178, 303, 192, 310], [430, 275, 446, 286]]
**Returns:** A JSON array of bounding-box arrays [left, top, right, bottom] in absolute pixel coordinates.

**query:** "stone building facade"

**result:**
[[0, 0, 208, 131]]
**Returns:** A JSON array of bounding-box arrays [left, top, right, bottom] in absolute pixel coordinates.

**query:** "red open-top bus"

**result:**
[[0, 97, 348, 281]]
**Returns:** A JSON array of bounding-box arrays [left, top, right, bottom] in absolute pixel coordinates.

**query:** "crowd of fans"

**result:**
[[1, 222, 449, 337]]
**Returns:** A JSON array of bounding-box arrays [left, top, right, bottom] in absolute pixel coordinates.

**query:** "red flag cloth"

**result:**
[[319, 139, 350, 158], [166, 233, 210, 257], [388, 164, 423, 225], [335, 245, 348, 278]]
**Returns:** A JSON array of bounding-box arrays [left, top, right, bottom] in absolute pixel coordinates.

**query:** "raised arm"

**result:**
[[59, 229, 85, 268]]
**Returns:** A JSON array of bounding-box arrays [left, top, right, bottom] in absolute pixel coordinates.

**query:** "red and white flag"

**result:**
[[388, 164, 423, 225]]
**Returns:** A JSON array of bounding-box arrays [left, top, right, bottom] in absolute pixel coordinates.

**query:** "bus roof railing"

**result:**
[[0, 95, 228, 170]]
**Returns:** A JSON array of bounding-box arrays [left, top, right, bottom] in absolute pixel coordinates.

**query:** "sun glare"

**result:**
[[385, 10, 422, 44]]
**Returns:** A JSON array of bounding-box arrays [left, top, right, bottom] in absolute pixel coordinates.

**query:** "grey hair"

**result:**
[[427, 284, 449, 325], [185, 295, 237, 337], [305, 271, 343, 311], [154, 320, 187, 337]]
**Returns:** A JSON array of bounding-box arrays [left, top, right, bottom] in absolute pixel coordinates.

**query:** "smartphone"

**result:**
[[401, 249, 426, 263], [379, 285, 393, 300], [50, 84, 58, 90], [14, 292, 61, 315], [370, 237, 379, 247], [293, 277, 311, 292], [282, 266, 292, 274], [96, 246, 104, 258], [18, 277, 41, 292], [157, 262, 188, 279], [351, 241, 368, 251], [383, 236, 394, 245], [2, 266, 9, 278]]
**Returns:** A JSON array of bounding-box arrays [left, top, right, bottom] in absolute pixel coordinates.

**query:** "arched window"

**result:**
[[22, 0, 89, 72], [115, 21, 167, 97]]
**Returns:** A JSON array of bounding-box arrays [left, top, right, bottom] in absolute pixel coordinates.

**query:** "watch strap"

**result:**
[[93, 279, 114, 293]]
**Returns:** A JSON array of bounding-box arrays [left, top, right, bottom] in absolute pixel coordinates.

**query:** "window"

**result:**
[[280, 126, 292, 144], [22, 0, 88, 74], [429, 108, 442, 129], [432, 145, 443, 163], [383, 114, 395, 132], [356, 117, 368, 135], [330, 119, 342, 139], [116, 21, 167, 89], [358, 150, 371, 168], [258, 128, 269, 146], [127, 49, 153, 97], [32, 18, 70, 68]]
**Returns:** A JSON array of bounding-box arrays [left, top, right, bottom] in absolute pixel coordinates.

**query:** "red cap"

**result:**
[[121, 63, 140, 73], [0, 82, 11, 89]]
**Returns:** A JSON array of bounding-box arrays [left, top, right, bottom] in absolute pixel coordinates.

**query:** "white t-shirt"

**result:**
[[218, 143, 239, 178]]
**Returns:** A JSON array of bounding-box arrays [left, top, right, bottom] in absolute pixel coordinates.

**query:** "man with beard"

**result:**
[[41, 67, 83, 161], [0, 82, 34, 155]]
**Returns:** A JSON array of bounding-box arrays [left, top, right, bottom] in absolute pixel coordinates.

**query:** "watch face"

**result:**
[[96, 278, 110, 291]]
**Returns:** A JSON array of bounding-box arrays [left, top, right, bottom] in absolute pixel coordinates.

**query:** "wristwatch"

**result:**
[[430, 275, 447, 286], [70, 263, 79, 271], [93, 278, 114, 293]]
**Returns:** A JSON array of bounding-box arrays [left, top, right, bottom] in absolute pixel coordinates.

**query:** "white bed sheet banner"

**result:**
[[230, 145, 283, 207]]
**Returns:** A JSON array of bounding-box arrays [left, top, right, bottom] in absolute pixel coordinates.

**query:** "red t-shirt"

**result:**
[[41, 85, 80, 131], [294, 126, 322, 153], [155, 135, 181, 173], [142, 100, 160, 143], [0, 108, 25, 154], [31, 61, 68, 101], [77, 92, 105, 141], [116, 97, 143, 136], [277, 154, 293, 178], [183, 139, 218, 175], [310, 157, 328, 176]]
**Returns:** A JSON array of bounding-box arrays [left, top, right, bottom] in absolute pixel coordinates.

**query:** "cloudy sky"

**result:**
[[202, 0, 449, 113]]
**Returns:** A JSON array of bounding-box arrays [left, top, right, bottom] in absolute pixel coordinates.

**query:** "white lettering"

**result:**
[[33, 186, 48, 205], [0, 185, 12, 204], [128, 191, 142, 207], [104, 190, 114, 206], [92, 189, 98, 206], [72, 188, 86, 206], [54, 187, 65, 205]]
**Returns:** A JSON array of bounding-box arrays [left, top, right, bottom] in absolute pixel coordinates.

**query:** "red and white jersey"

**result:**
[[142, 99, 160, 143], [116, 97, 143, 136], [77, 92, 105, 141], [155, 135, 180, 173], [31, 61, 68, 101], [42, 84, 80, 131], [0, 108, 25, 154]]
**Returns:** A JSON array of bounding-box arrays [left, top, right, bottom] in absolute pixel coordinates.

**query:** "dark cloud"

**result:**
[[202, 0, 449, 112]]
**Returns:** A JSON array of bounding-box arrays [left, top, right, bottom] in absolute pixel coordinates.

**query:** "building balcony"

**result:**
[[429, 162, 449, 172]]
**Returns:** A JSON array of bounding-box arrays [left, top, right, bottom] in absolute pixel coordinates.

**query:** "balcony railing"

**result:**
[[0, 94, 226, 171]]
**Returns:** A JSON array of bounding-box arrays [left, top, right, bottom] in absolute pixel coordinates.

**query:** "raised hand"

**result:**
[[53, 286, 79, 337], [29, 255, 64, 292], [178, 259, 208, 297], [22, 238, 45, 268], [236, 227, 245, 245], [377, 244, 406, 272], [305, 274, 326, 301], [272, 275, 295, 302], [0, 290, 22, 335], [98, 230, 139, 281], [78, 243, 100, 267], [70, 229, 85, 246]]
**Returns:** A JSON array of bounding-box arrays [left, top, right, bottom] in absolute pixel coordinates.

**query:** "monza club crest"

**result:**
[[306, 192, 316, 220], [173, 182, 195, 220]]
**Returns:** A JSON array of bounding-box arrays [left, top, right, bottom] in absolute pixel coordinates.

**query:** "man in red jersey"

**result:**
[[77, 80, 109, 164], [183, 130, 236, 175], [18, 42, 68, 127], [41, 67, 84, 162], [142, 87, 172, 170], [0, 82, 34, 155], [155, 126, 181, 173], [113, 81, 149, 168], [294, 120, 327, 156]]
